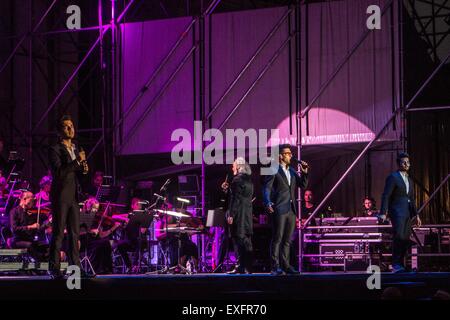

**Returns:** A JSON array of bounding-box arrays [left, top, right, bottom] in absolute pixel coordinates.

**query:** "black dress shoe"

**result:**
[[227, 267, 246, 274], [271, 268, 285, 276], [47, 270, 64, 280], [284, 267, 300, 275]]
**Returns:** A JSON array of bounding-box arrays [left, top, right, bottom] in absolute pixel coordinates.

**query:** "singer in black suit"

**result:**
[[48, 115, 88, 278], [263, 144, 308, 275], [380, 152, 421, 273]]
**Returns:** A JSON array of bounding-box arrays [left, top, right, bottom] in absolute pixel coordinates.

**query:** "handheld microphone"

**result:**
[[292, 156, 309, 169]]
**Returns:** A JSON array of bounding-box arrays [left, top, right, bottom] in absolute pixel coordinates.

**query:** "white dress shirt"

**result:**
[[282, 164, 291, 186], [399, 171, 409, 195]]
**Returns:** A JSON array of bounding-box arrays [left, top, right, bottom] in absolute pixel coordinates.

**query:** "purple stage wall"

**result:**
[[118, 0, 399, 156], [117, 0, 403, 215], [120, 17, 195, 155]]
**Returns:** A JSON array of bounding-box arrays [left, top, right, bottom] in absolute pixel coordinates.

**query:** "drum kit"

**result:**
[[91, 199, 207, 274]]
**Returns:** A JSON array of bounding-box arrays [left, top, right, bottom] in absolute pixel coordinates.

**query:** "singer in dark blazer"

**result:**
[[380, 152, 421, 273], [48, 115, 88, 278], [263, 144, 308, 275]]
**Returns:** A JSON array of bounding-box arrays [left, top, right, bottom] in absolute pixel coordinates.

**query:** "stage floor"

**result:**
[[1, 272, 449, 300]]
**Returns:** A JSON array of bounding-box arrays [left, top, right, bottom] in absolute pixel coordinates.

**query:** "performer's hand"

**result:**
[[221, 181, 229, 192], [227, 217, 233, 225], [413, 216, 422, 228], [78, 150, 86, 162], [267, 205, 274, 214], [300, 161, 309, 174], [28, 223, 39, 230]]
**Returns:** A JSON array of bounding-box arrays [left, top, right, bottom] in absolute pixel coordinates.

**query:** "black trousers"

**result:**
[[391, 214, 413, 267], [115, 239, 136, 269], [271, 210, 296, 269], [49, 201, 80, 271], [12, 239, 49, 262], [232, 235, 253, 270]]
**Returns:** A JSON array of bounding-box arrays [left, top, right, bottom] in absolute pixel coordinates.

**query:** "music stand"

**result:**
[[79, 212, 97, 276], [95, 185, 121, 202], [128, 210, 153, 273], [208, 209, 233, 273]]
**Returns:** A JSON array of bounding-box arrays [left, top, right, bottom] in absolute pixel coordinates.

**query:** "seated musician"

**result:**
[[113, 197, 147, 273], [79, 197, 120, 274], [86, 171, 104, 198], [154, 203, 200, 273], [9, 191, 49, 261], [0, 169, 7, 206], [35, 175, 52, 207], [362, 196, 378, 217], [301, 189, 315, 218]]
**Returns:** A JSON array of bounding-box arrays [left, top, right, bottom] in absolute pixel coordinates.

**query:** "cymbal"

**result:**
[[154, 209, 190, 218]]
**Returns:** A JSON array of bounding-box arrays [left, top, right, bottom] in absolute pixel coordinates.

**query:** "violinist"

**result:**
[[79, 198, 119, 274], [9, 191, 50, 262], [0, 169, 7, 206], [35, 175, 52, 208]]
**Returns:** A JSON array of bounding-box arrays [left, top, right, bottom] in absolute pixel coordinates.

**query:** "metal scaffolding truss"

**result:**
[[298, 0, 450, 271], [0, 0, 138, 182], [404, 0, 450, 63]]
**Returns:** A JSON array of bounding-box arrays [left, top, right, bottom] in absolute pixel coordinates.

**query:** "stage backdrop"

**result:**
[[118, 0, 399, 156]]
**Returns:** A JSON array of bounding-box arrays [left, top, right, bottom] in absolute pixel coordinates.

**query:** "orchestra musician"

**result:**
[[9, 191, 50, 262], [113, 197, 148, 273], [48, 115, 89, 279], [0, 169, 7, 206], [35, 175, 52, 207], [79, 197, 119, 274], [362, 196, 378, 217], [86, 171, 104, 198]]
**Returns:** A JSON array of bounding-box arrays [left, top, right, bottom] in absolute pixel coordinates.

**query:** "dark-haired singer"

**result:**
[[380, 152, 421, 273], [48, 115, 88, 278], [263, 144, 308, 275]]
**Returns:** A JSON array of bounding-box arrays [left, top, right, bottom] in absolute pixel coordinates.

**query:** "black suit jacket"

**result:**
[[380, 171, 417, 218], [48, 142, 83, 204], [263, 165, 308, 215], [228, 173, 254, 237]]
